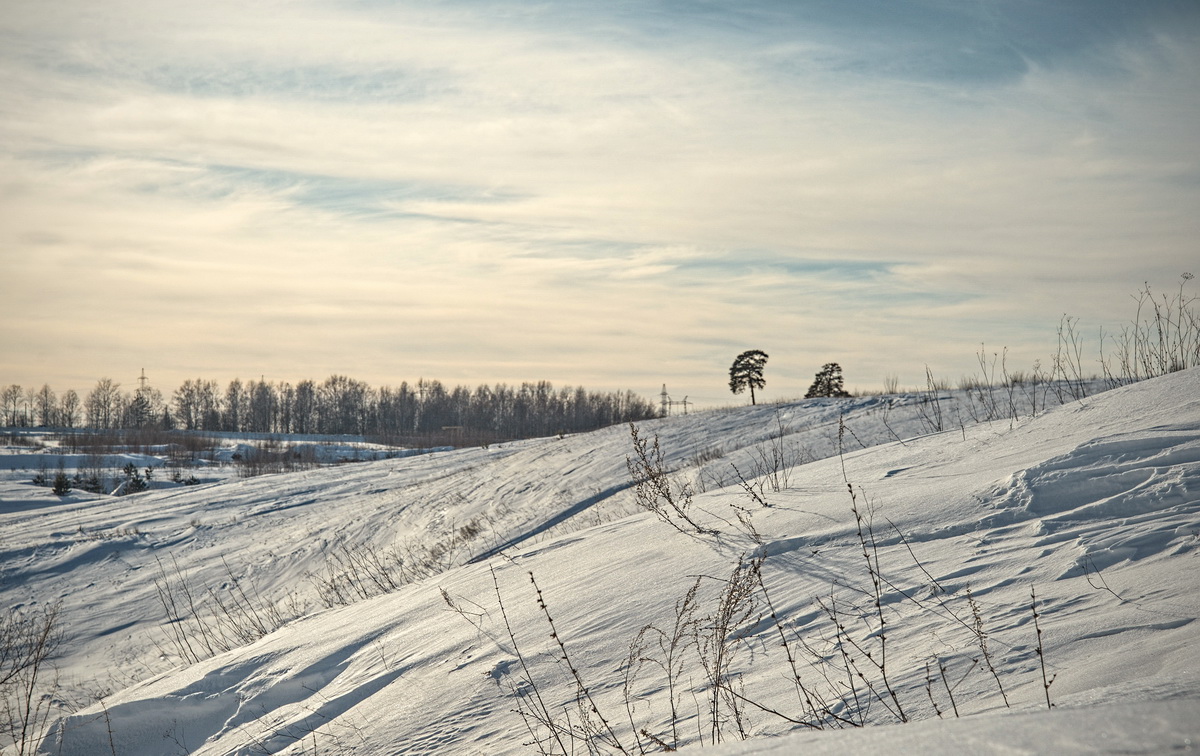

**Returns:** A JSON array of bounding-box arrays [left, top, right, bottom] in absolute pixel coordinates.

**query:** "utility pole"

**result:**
[[660, 385, 692, 416]]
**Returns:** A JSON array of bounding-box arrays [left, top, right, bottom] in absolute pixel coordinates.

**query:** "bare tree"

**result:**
[[1, 385, 22, 427], [22, 387, 36, 427], [293, 380, 317, 434], [1, 603, 62, 756], [34, 385, 56, 427], [85, 378, 123, 429], [223, 379, 246, 432], [319, 375, 370, 435], [58, 390, 80, 429], [246, 378, 278, 433]]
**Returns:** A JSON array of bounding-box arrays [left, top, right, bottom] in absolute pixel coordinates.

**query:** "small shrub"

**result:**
[[690, 445, 727, 467], [475, 481, 1064, 753], [151, 556, 304, 665], [118, 463, 149, 495], [1, 604, 63, 756], [75, 474, 103, 494], [626, 424, 717, 536]]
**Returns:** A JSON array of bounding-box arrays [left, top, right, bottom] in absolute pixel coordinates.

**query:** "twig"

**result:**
[[490, 566, 568, 755], [1030, 586, 1055, 710], [530, 571, 628, 754]]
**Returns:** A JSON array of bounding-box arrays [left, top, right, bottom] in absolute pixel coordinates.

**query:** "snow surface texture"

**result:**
[[2, 371, 1198, 754]]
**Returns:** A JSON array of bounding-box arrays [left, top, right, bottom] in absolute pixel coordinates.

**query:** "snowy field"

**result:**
[[2, 371, 1198, 754]]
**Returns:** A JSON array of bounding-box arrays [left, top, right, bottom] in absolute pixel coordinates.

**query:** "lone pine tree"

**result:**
[[805, 362, 850, 398], [729, 350, 769, 405]]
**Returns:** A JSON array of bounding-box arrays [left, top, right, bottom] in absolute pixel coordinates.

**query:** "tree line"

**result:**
[[1, 376, 659, 442]]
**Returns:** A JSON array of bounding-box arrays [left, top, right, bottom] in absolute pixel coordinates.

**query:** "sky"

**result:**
[[2, 0, 1198, 407]]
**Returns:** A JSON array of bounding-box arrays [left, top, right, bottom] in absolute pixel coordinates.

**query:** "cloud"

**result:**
[[1, 0, 1198, 404]]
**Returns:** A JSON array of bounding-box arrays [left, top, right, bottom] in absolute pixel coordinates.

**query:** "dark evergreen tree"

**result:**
[[729, 350, 769, 405], [124, 392, 152, 429], [120, 463, 149, 494], [805, 362, 850, 398]]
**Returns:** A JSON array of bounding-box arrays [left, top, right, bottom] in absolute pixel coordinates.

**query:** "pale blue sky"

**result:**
[[2, 0, 1198, 405]]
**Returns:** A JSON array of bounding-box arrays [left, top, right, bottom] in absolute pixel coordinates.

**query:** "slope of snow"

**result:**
[[4, 372, 1198, 754], [0, 392, 952, 689], [703, 698, 1200, 755]]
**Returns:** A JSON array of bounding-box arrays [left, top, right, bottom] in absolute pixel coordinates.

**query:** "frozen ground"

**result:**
[[1, 371, 1198, 754]]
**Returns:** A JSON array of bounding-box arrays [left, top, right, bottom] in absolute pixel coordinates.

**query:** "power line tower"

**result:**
[[660, 385, 692, 416]]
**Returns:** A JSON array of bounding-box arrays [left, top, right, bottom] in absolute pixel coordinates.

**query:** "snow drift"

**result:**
[[3, 370, 1198, 754]]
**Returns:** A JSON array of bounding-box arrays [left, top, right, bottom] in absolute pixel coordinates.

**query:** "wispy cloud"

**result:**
[[2, 0, 1197, 403]]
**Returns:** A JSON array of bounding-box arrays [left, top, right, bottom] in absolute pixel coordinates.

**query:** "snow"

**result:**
[[701, 699, 1199, 754], [2, 370, 1198, 754]]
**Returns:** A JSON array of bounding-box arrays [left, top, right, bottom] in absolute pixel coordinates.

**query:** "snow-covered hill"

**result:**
[[3, 372, 1199, 754]]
